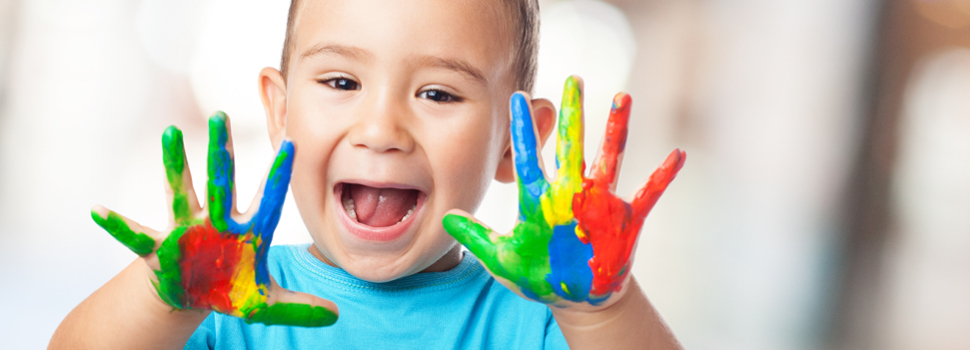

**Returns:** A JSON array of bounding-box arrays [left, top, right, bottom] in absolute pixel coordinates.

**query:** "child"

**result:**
[[50, 0, 685, 348]]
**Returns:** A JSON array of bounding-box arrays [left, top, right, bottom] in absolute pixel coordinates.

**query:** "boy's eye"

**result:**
[[418, 89, 460, 103], [320, 77, 360, 91]]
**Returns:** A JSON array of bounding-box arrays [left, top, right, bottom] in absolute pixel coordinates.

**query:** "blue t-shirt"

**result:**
[[185, 244, 568, 349]]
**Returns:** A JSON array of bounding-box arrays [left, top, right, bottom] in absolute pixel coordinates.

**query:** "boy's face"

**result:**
[[261, 0, 517, 281]]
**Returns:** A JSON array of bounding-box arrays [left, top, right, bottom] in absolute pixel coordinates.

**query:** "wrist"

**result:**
[[131, 258, 211, 321], [51, 260, 209, 350], [549, 277, 683, 350], [548, 275, 636, 327]]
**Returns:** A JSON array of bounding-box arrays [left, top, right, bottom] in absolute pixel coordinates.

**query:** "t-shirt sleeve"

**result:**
[[183, 313, 217, 350], [544, 311, 569, 350]]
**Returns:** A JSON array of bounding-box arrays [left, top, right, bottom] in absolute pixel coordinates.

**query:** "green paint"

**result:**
[[269, 148, 289, 187], [153, 226, 187, 309], [246, 302, 338, 327], [162, 126, 193, 225], [94, 112, 339, 327], [207, 112, 232, 232], [443, 214, 555, 302], [91, 210, 155, 256]]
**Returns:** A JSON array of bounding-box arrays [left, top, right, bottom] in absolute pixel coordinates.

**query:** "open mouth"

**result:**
[[340, 183, 419, 226], [334, 182, 426, 242]]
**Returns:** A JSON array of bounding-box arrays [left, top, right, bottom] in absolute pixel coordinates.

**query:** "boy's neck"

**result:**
[[422, 245, 463, 273]]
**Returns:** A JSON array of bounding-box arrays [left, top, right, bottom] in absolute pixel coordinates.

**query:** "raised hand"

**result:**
[[92, 112, 338, 327], [442, 77, 685, 306]]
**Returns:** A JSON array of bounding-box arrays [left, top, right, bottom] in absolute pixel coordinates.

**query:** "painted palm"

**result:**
[[92, 112, 337, 327], [443, 77, 685, 304]]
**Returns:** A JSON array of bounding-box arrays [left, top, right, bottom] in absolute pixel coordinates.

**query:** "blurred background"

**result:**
[[1, 0, 968, 348]]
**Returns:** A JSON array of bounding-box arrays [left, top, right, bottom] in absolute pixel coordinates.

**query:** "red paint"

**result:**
[[574, 180, 637, 295], [574, 93, 686, 296], [177, 221, 244, 312], [631, 150, 685, 220], [592, 93, 631, 188]]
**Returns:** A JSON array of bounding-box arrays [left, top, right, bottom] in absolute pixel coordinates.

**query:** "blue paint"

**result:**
[[510, 93, 549, 221], [251, 140, 295, 285], [207, 113, 252, 235], [545, 221, 594, 302]]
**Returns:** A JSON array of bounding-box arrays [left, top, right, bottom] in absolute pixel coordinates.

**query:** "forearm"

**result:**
[[550, 277, 682, 350], [50, 259, 209, 350]]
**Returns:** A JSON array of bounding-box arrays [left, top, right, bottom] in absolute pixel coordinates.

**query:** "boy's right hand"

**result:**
[[92, 112, 338, 327]]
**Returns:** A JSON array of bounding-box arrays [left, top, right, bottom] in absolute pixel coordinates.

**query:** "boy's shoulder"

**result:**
[[184, 244, 567, 350]]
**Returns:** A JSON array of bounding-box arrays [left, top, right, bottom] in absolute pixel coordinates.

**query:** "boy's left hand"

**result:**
[[443, 76, 685, 309]]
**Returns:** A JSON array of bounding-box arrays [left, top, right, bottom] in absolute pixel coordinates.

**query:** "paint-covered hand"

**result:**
[[91, 112, 338, 327], [443, 77, 685, 307]]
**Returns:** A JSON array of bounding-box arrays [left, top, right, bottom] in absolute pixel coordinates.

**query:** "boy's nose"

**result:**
[[347, 95, 415, 154]]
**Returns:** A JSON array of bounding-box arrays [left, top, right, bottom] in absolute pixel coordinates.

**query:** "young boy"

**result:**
[[50, 0, 684, 348]]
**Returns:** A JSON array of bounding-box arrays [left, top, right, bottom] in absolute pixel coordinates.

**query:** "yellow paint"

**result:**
[[575, 224, 588, 243], [228, 234, 262, 316], [541, 76, 585, 228]]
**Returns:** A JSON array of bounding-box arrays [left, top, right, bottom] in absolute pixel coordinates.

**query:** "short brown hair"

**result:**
[[279, 0, 540, 93]]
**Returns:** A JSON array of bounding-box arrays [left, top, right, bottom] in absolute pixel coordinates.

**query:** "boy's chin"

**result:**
[[327, 248, 448, 283], [311, 229, 463, 283], [312, 187, 463, 282]]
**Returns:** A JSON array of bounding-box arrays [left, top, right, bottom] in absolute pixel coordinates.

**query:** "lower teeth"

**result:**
[[342, 196, 357, 220], [340, 194, 418, 224], [399, 207, 415, 222]]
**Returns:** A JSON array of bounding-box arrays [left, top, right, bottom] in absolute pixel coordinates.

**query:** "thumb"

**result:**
[[247, 278, 339, 327], [91, 205, 161, 258], [442, 210, 498, 260]]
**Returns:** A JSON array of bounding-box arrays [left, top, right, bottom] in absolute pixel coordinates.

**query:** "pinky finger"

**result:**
[[90, 205, 160, 257], [249, 279, 339, 327], [630, 149, 686, 218]]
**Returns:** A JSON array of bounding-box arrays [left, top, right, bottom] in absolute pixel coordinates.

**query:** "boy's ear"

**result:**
[[259, 67, 288, 149], [495, 97, 556, 183]]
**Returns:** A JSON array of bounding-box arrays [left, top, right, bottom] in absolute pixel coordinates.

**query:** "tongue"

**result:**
[[349, 184, 417, 227]]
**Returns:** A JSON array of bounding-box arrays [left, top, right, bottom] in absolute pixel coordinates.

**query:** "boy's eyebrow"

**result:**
[[299, 44, 486, 84], [414, 56, 487, 85], [300, 44, 372, 62]]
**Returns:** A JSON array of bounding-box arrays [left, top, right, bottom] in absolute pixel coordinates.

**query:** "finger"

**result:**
[[442, 210, 497, 260], [206, 112, 246, 233], [251, 140, 295, 240], [589, 93, 631, 192], [249, 279, 339, 327], [544, 76, 585, 226], [249, 140, 296, 286], [509, 92, 550, 219], [162, 126, 201, 226], [630, 149, 686, 219], [554, 76, 584, 186], [91, 205, 160, 256]]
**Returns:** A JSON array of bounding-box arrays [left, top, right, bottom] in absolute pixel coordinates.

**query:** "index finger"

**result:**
[[510, 92, 549, 219], [162, 126, 201, 226]]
